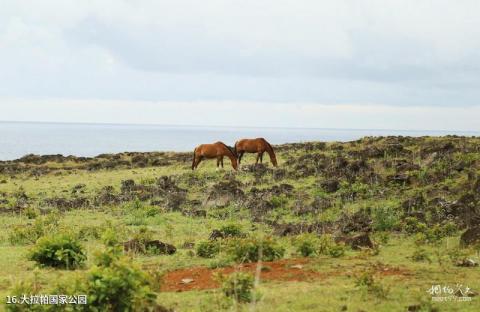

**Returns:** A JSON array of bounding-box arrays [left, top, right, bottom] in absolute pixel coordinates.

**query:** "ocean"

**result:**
[[0, 121, 478, 161]]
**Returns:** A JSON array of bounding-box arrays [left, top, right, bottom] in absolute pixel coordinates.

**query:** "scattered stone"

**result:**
[[123, 239, 176, 255], [181, 278, 194, 284], [455, 258, 478, 267]]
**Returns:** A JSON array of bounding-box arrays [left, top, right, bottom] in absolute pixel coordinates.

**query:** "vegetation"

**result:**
[[1, 136, 480, 311]]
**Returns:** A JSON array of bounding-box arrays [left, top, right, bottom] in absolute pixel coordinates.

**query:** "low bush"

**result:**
[[29, 233, 86, 269], [82, 257, 156, 310], [196, 241, 221, 258], [411, 247, 431, 263], [9, 213, 60, 245], [219, 272, 256, 303], [318, 234, 345, 258], [228, 237, 285, 263], [403, 217, 427, 234], [372, 206, 401, 231], [219, 224, 244, 238], [354, 269, 390, 299], [294, 234, 319, 257]]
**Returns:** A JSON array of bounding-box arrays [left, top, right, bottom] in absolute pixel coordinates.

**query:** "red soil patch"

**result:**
[[160, 259, 412, 292], [161, 258, 322, 292]]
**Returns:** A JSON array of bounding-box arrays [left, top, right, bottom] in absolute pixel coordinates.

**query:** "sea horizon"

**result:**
[[1, 120, 479, 161]]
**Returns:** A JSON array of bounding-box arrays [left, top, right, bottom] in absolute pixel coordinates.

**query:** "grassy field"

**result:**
[[1, 136, 480, 311]]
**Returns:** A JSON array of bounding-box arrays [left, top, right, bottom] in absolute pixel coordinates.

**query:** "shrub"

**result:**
[[317, 234, 333, 255], [372, 206, 400, 231], [9, 213, 59, 245], [403, 217, 427, 234], [29, 234, 86, 269], [328, 244, 346, 258], [219, 224, 244, 238], [196, 241, 221, 258], [219, 272, 255, 303], [354, 269, 390, 299], [373, 231, 390, 245], [82, 257, 156, 310], [294, 234, 318, 257], [228, 237, 285, 263], [317, 234, 345, 257], [269, 195, 288, 208], [411, 247, 431, 263]]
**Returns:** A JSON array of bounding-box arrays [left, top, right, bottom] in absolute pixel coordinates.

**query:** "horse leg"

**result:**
[[195, 157, 203, 169], [238, 152, 244, 164], [221, 157, 224, 168], [260, 152, 264, 163], [255, 153, 260, 165]]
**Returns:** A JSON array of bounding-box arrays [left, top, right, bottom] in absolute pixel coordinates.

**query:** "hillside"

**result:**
[[1, 136, 480, 311]]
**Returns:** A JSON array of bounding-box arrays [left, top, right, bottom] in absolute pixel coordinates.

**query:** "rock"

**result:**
[[407, 304, 421, 312], [460, 226, 480, 246], [290, 264, 303, 269], [182, 242, 195, 249], [123, 239, 176, 255], [455, 258, 478, 267], [320, 179, 340, 193], [272, 168, 286, 180], [181, 278, 194, 284], [345, 233, 375, 250], [204, 179, 244, 208], [121, 179, 136, 192], [337, 209, 372, 234], [209, 229, 225, 240], [272, 221, 335, 236]]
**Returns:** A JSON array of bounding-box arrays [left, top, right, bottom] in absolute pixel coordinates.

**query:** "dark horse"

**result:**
[[234, 138, 277, 167], [192, 141, 238, 170]]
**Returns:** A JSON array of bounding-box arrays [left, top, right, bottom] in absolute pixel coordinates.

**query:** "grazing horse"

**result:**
[[192, 141, 238, 170], [234, 138, 278, 167]]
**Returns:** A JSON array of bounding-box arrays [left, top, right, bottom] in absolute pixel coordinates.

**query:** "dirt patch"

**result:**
[[160, 258, 413, 292], [160, 258, 320, 292]]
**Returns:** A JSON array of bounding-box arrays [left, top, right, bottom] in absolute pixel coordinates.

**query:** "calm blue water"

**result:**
[[0, 121, 479, 160]]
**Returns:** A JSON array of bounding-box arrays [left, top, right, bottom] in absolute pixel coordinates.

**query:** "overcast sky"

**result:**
[[1, 1, 479, 130]]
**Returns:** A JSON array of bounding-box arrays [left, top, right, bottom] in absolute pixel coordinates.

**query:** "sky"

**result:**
[[0, 0, 479, 130]]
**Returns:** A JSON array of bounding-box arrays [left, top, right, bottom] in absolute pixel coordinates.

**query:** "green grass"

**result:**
[[1, 136, 480, 311]]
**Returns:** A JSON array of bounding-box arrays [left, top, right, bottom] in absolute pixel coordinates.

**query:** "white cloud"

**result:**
[[0, 1, 479, 128]]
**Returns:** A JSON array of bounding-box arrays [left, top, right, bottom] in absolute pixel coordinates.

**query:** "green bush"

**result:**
[[82, 257, 156, 311], [354, 269, 390, 299], [9, 213, 59, 245], [403, 217, 427, 234], [228, 237, 285, 263], [29, 234, 86, 269], [269, 195, 288, 208], [219, 272, 255, 303], [328, 244, 346, 258], [294, 234, 319, 257], [219, 224, 244, 238], [317, 234, 345, 257], [411, 247, 431, 263], [372, 206, 400, 231], [196, 241, 221, 258]]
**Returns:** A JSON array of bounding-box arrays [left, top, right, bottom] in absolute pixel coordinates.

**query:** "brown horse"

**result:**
[[192, 141, 238, 170], [234, 138, 277, 167]]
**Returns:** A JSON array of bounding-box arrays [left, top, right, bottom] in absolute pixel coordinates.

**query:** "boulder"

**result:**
[[460, 226, 480, 247], [320, 179, 340, 193]]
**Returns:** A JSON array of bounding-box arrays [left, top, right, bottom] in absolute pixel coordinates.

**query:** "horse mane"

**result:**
[[218, 142, 237, 159], [262, 138, 275, 155]]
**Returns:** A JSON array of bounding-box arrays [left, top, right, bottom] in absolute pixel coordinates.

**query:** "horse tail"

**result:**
[[192, 147, 197, 170]]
